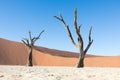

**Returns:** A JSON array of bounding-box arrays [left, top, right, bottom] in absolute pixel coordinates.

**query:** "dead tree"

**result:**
[[54, 8, 93, 68], [22, 30, 44, 66]]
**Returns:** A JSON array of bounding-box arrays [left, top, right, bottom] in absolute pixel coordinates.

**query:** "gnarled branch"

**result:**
[[74, 8, 83, 49], [54, 15, 79, 48], [84, 26, 93, 54], [22, 38, 30, 47]]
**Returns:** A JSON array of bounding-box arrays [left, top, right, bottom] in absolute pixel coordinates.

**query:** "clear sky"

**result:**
[[0, 0, 120, 56]]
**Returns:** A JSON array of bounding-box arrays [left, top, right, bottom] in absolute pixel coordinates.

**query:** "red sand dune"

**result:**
[[0, 38, 120, 67]]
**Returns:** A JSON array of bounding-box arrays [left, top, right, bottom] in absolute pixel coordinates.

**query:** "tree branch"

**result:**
[[22, 30, 44, 47], [21, 38, 29, 47], [84, 26, 93, 54], [74, 8, 83, 49], [36, 30, 45, 39], [54, 14, 79, 48], [33, 30, 45, 44], [78, 25, 82, 33], [29, 31, 32, 42]]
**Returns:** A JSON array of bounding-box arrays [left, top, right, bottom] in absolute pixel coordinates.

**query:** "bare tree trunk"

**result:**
[[77, 50, 85, 67], [77, 58, 84, 67], [27, 47, 33, 66]]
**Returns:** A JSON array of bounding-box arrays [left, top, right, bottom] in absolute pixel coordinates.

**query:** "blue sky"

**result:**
[[0, 0, 120, 56]]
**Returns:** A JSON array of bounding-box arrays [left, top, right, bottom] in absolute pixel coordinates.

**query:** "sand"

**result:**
[[0, 38, 120, 80], [0, 66, 120, 80], [0, 38, 120, 67]]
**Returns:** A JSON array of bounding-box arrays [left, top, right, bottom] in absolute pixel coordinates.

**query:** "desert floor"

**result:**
[[0, 66, 120, 80]]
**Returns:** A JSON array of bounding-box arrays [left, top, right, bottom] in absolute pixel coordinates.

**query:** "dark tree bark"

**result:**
[[54, 8, 93, 68], [22, 30, 44, 66], [27, 47, 33, 66]]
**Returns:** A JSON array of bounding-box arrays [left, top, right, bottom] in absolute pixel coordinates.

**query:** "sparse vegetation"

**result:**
[[22, 30, 44, 66], [54, 8, 93, 68]]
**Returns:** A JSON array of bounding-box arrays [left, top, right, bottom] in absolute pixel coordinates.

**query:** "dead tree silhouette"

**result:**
[[54, 8, 93, 68], [22, 30, 44, 66]]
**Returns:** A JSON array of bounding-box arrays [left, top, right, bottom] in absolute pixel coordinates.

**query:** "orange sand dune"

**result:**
[[0, 38, 28, 65], [0, 38, 120, 67], [33, 50, 77, 66]]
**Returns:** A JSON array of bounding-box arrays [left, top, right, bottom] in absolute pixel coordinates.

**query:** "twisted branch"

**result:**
[[54, 15, 79, 48], [84, 26, 93, 54], [22, 30, 45, 47]]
